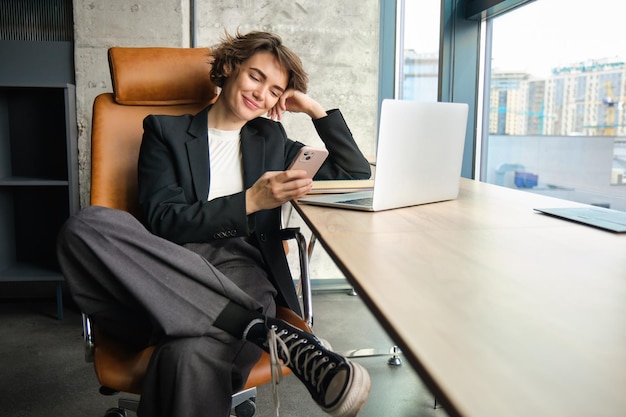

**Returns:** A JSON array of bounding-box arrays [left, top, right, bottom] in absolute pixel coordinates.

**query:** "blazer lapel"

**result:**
[[184, 107, 266, 199], [186, 106, 210, 201], [241, 125, 266, 188]]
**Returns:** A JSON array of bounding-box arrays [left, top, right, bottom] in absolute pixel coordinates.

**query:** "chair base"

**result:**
[[231, 387, 258, 417], [98, 386, 258, 417], [104, 407, 128, 417]]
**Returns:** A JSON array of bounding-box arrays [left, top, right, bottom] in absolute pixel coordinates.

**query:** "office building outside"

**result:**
[[489, 59, 626, 137], [400, 50, 438, 101]]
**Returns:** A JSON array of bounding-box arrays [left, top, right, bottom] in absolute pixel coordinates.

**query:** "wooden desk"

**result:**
[[293, 178, 626, 417]]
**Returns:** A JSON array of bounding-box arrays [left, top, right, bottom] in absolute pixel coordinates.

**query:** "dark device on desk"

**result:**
[[534, 206, 626, 232]]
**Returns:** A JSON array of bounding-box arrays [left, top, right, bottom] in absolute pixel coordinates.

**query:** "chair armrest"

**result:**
[[280, 227, 313, 327], [82, 313, 95, 363]]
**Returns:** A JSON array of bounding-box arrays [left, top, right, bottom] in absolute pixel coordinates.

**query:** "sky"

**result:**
[[401, 0, 440, 54], [402, 0, 626, 78], [490, 0, 626, 77]]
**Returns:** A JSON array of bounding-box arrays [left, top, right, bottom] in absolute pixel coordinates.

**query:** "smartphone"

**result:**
[[287, 146, 329, 178]]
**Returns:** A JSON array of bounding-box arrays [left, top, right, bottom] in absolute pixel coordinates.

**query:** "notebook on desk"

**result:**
[[298, 99, 469, 211], [309, 179, 375, 194]]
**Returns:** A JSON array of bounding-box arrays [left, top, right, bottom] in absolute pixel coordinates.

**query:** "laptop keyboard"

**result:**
[[339, 197, 374, 206]]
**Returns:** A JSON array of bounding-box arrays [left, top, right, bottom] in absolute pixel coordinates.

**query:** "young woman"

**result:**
[[58, 31, 371, 417]]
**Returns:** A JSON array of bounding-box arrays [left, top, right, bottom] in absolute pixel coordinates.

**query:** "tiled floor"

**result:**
[[0, 291, 448, 417]]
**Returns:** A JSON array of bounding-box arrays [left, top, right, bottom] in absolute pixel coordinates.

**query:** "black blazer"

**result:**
[[138, 105, 371, 313]]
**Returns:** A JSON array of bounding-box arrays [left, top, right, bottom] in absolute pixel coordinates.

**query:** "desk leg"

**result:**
[[387, 345, 403, 366], [433, 397, 443, 409]]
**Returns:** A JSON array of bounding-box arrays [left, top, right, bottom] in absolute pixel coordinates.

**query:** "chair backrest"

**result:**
[[90, 47, 218, 218], [86, 47, 314, 398]]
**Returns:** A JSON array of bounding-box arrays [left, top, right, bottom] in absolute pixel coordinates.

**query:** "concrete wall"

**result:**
[[73, 0, 380, 207], [73, 0, 188, 207]]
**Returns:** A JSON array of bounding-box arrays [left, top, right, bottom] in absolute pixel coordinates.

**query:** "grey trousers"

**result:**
[[57, 206, 278, 417]]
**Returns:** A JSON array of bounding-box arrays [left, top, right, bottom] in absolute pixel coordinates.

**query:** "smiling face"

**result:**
[[216, 51, 289, 128]]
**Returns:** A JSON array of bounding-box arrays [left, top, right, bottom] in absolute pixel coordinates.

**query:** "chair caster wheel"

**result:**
[[234, 399, 256, 417], [104, 408, 127, 417]]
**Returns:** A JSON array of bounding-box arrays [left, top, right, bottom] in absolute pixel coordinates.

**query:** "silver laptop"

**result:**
[[298, 99, 469, 211]]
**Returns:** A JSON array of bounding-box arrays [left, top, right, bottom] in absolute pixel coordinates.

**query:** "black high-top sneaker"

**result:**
[[264, 319, 371, 417]]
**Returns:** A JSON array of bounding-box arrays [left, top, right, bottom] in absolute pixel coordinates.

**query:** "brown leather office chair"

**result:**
[[83, 46, 313, 417]]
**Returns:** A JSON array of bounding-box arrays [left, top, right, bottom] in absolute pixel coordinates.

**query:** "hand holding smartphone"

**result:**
[[287, 146, 329, 178]]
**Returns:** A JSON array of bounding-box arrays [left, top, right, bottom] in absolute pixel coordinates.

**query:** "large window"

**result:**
[[397, 0, 440, 101], [482, 0, 626, 210]]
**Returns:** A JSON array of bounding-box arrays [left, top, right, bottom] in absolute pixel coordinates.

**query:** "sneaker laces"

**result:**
[[267, 325, 337, 416], [267, 325, 284, 417]]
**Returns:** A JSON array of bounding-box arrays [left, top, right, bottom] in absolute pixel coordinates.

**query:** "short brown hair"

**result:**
[[209, 31, 309, 93]]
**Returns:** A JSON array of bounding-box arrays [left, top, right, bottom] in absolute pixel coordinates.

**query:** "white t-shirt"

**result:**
[[207, 127, 244, 201]]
